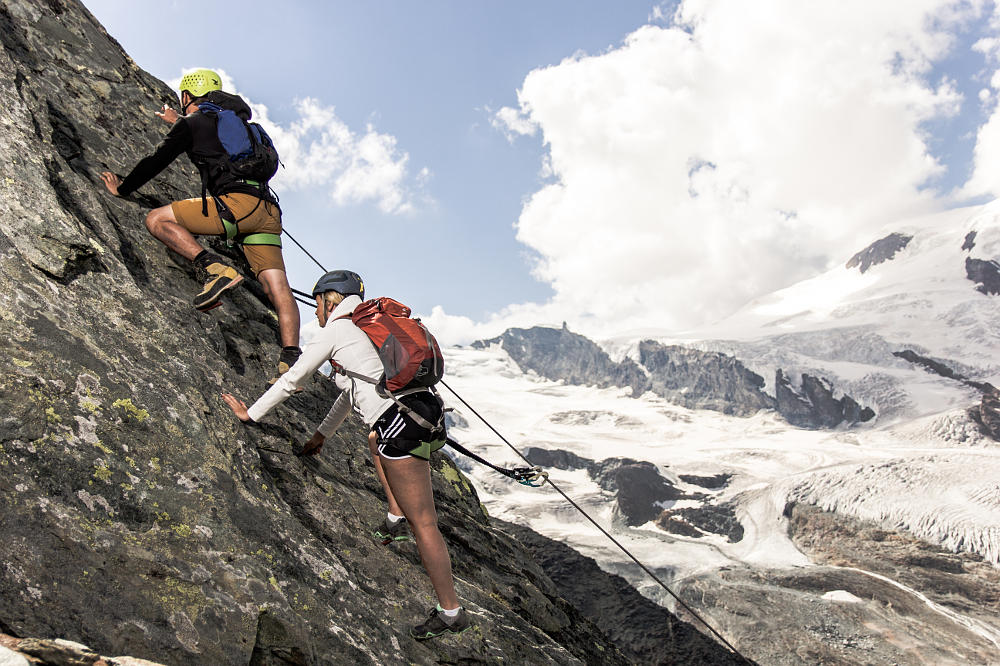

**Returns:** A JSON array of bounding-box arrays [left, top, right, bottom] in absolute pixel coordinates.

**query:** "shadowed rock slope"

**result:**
[[498, 522, 752, 666], [0, 1, 741, 664]]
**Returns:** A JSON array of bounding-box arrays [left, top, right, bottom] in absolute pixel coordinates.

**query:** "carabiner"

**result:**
[[512, 466, 548, 487]]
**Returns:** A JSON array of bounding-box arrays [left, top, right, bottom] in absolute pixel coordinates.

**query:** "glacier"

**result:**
[[439, 202, 1000, 661]]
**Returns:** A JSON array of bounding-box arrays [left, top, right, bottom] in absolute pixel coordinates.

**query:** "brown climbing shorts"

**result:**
[[171, 193, 285, 276]]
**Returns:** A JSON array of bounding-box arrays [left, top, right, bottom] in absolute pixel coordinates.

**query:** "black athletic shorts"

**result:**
[[373, 391, 446, 461]]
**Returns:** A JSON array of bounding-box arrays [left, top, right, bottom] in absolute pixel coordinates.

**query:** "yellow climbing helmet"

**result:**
[[178, 68, 222, 98]]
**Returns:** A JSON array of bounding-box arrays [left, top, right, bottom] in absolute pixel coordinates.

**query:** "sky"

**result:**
[[83, 0, 1000, 345]]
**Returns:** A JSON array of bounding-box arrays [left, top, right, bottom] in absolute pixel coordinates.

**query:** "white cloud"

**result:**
[[489, 0, 985, 338], [172, 68, 420, 214], [964, 9, 1000, 200], [422, 303, 565, 348], [649, 2, 677, 24], [490, 105, 537, 141]]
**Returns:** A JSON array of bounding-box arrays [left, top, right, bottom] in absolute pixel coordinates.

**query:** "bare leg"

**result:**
[[381, 454, 459, 609], [257, 268, 301, 348], [368, 432, 404, 516], [145, 205, 203, 259]]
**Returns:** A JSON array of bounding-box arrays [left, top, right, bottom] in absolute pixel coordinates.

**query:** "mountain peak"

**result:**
[[845, 232, 913, 273]]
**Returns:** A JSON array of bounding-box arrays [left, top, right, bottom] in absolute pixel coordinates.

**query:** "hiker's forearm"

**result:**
[[117, 121, 191, 196]]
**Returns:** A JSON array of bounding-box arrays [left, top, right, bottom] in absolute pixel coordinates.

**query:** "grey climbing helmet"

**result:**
[[312, 270, 365, 299]]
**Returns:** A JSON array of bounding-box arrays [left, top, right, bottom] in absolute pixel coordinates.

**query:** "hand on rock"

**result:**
[[156, 104, 180, 124], [296, 432, 325, 457], [221, 393, 251, 422], [99, 171, 122, 196]]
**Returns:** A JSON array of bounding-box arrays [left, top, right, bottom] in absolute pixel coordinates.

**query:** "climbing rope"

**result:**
[[282, 227, 327, 272], [289, 287, 316, 308], [439, 378, 753, 664]]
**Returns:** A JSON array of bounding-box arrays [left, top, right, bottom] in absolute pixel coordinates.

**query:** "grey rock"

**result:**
[[962, 230, 977, 251], [475, 326, 778, 417], [891, 350, 1000, 441], [775, 370, 875, 428], [969, 387, 1000, 440], [845, 232, 912, 273], [0, 646, 29, 666], [656, 503, 744, 542], [523, 446, 592, 471], [678, 473, 732, 489], [892, 349, 993, 392], [638, 340, 775, 416], [13, 637, 99, 666], [774, 369, 816, 425], [473, 326, 649, 397], [525, 449, 738, 534], [669, 505, 1000, 665], [590, 458, 687, 526], [965, 256, 1000, 295]]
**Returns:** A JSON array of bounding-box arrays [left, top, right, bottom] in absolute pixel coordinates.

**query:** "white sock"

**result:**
[[387, 512, 404, 524], [437, 604, 461, 622]]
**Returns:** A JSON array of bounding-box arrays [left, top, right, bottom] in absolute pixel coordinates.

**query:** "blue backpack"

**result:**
[[197, 101, 280, 185]]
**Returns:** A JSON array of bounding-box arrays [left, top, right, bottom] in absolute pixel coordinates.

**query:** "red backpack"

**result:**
[[343, 297, 444, 393]]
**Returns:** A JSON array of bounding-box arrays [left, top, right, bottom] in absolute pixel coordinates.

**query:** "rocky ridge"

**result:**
[[890, 349, 1000, 439], [0, 1, 739, 664], [476, 326, 874, 428], [845, 232, 912, 273], [775, 370, 875, 429], [523, 448, 743, 541]]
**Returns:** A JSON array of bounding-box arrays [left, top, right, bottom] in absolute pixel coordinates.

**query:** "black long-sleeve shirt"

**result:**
[[117, 91, 263, 200], [117, 119, 192, 196]]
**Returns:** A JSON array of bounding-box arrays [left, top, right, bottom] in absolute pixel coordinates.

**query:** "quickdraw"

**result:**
[[508, 466, 548, 487]]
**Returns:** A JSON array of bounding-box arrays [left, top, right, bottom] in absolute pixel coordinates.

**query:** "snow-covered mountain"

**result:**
[[442, 202, 1000, 664]]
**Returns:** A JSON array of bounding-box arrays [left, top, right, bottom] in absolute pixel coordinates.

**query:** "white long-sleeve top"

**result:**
[[246, 295, 394, 435]]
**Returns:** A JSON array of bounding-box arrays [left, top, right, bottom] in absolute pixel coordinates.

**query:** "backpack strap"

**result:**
[[327, 361, 444, 432], [196, 103, 224, 217]]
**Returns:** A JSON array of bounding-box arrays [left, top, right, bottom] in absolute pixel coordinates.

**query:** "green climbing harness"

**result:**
[[215, 187, 282, 248]]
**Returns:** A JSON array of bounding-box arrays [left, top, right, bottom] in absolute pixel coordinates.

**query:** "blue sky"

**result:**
[[83, 1, 656, 318], [83, 1, 1000, 344]]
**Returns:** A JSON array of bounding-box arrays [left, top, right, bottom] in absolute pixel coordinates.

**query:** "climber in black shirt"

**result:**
[[100, 69, 301, 382]]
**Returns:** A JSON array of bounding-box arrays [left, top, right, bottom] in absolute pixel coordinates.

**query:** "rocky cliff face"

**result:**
[[845, 232, 912, 273], [775, 370, 876, 429], [472, 325, 649, 397], [965, 256, 1000, 295], [523, 448, 743, 541], [637, 340, 775, 416], [0, 2, 729, 664], [478, 326, 873, 427]]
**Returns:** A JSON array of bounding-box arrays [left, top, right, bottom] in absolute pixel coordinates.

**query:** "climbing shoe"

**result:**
[[193, 254, 242, 312], [268, 346, 302, 387], [409, 606, 471, 641], [374, 517, 411, 545]]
